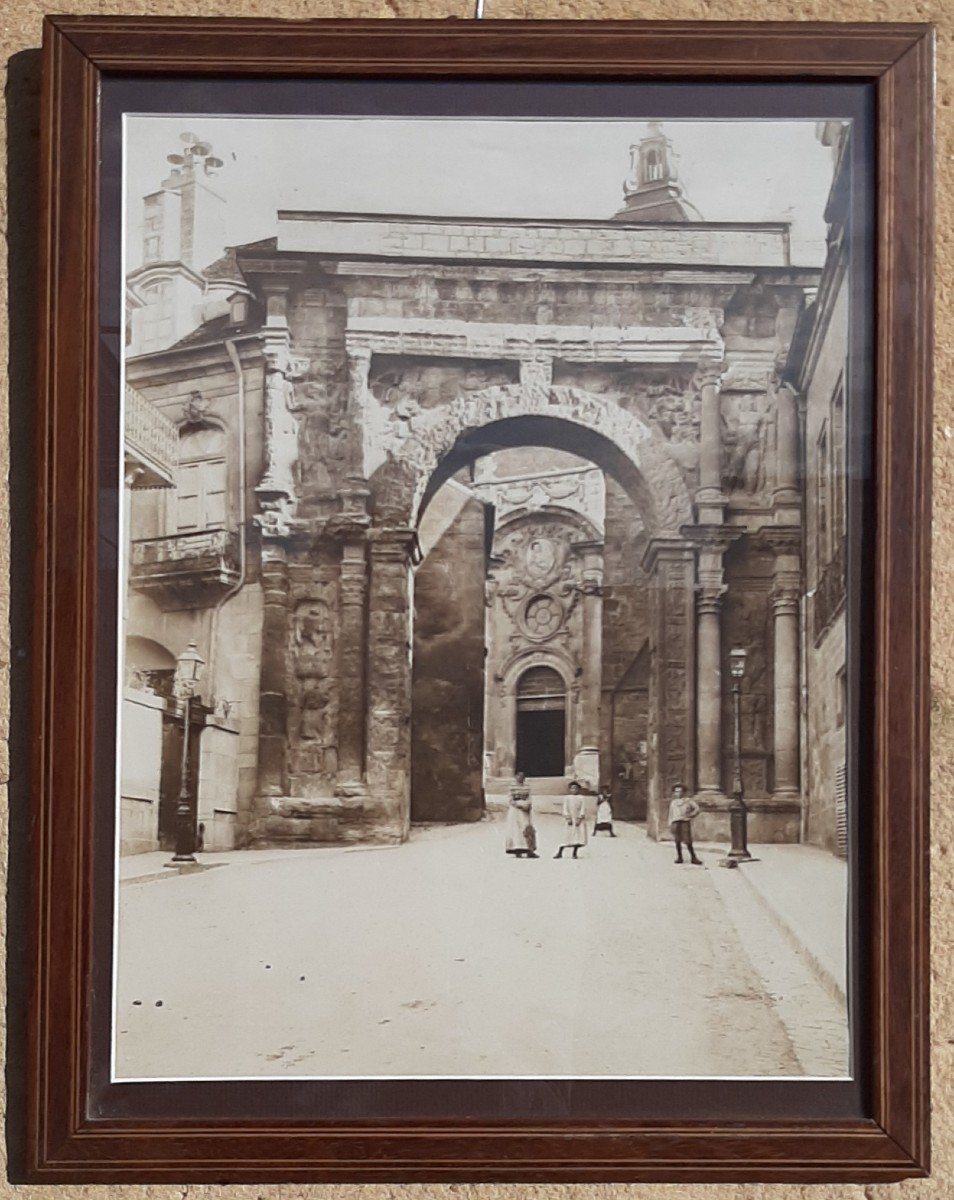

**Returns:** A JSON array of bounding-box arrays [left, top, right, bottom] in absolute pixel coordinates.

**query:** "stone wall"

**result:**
[[802, 241, 850, 854], [411, 492, 487, 821], [196, 719, 241, 850], [119, 688, 164, 854], [599, 477, 650, 817], [721, 540, 776, 798]]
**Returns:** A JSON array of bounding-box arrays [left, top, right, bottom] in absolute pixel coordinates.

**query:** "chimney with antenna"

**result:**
[[140, 131, 227, 271]]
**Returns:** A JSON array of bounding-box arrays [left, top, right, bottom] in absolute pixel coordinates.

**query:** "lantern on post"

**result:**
[[725, 646, 752, 863], [167, 640, 205, 865]]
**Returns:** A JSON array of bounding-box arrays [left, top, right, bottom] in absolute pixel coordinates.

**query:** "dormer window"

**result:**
[[230, 294, 249, 326]]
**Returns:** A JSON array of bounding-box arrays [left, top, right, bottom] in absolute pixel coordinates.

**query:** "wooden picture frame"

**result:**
[[24, 15, 932, 1183]]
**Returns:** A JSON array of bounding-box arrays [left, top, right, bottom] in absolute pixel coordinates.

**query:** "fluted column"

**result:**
[[575, 541, 604, 789], [686, 527, 739, 796], [580, 543, 603, 745], [695, 358, 726, 524], [696, 587, 724, 795], [773, 379, 801, 522], [331, 483, 371, 792], [760, 528, 802, 797], [347, 347, 373, 476], [257, 547, 289, 797], [772, 574, 801, 797]]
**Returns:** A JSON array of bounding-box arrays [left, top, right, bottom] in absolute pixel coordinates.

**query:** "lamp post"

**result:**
[[168, 640, 205, 865], [727, 646, 752, 862]]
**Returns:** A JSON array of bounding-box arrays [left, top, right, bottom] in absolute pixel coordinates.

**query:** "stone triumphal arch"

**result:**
[[125, 118, 820, 852]]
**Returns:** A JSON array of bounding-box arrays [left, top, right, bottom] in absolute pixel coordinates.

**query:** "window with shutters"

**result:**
[[173, 424, 228, 534]]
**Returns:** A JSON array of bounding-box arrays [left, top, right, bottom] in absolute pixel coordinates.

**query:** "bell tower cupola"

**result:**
[[612, 121, 703, 223]]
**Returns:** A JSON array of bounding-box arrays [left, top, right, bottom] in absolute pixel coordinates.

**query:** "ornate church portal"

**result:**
[[515, 666, 566, 779]]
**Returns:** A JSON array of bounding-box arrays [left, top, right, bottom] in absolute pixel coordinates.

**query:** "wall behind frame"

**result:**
[[3, 0, 949, 1197]]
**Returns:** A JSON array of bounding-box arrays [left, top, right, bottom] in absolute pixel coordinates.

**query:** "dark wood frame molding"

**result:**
[[28, 16, 933, 1183]]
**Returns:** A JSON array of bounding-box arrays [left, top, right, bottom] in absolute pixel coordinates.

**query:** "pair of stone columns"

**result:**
[[693, 369, 801, 801]]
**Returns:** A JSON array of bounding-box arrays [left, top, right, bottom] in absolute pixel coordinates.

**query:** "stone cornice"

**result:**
[[346, 317, 723, 366]]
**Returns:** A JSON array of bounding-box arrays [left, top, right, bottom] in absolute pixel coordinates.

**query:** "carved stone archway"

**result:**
[[368, 385, 693, 538]]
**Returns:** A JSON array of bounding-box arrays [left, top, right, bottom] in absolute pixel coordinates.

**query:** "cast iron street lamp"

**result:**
[[168, 640, 205, 865], [727, 646, 752, 862]]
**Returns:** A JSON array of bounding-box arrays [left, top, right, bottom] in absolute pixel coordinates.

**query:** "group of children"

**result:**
[[504, 774, 703, 865]]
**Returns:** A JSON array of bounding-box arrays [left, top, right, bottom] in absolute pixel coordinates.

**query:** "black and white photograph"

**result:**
[[116, 112, 853, 1082]]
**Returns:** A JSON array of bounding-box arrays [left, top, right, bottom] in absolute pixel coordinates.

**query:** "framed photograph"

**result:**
[[24, 15, 932, 1183]]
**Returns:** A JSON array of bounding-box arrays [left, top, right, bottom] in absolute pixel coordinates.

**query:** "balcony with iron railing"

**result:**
[[129, 527, 241, 610], [125, 385, 178, 487]]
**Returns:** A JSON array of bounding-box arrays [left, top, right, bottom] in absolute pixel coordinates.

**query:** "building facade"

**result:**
[[121, 123, 848, 855]]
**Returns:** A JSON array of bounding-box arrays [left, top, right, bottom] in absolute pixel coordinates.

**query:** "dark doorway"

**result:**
[[515, 665, 566, 777]]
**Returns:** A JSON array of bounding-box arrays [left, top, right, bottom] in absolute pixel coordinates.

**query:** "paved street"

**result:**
[[114, 814, 849, 1080]]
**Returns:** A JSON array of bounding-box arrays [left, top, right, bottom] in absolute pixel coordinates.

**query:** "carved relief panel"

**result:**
[[286, 563, 341, 794], [488, 515, 588, 660]]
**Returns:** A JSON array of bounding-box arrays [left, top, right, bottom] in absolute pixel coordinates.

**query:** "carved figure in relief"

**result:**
[[295, 601, 330, 650], [723, 408, 767, 494], [299, 679, 333, 742], [294, 600, 335, 678], [526, 536, 559, 581]]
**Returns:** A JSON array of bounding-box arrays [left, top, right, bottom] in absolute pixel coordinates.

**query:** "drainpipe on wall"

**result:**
[[207, 337, 249, 707]]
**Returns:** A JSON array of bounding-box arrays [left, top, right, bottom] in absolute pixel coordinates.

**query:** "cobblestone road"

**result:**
[[114, 814, 849, 1080]]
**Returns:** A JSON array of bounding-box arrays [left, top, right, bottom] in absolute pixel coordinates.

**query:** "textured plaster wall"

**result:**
[[2, 1, 950, 1198]]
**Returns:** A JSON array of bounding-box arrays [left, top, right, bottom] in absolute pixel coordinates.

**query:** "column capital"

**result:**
[[755, 524, 802, 558], [697, 356, 727, 390], [697, 589, 724, 616], [328, 515, 370, 544], [771, 372, 800, 401], [370, 526, 419, 564], [641, 536, 696, 575], [771, 588, 801, 617], [681, 524, 744, 555]]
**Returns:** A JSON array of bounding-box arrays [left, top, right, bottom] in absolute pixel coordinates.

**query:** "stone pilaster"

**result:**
[[366, 527, 418, 839], [347, 347, 374, 477], [255, 290, 309, 538], [695, 358, 727, 524], [329, 481, 371, 792], [257, 546, 290, 798], [759, 527, 802, 798], [642, 538, 697, 839], [574, 539, 604, 789]]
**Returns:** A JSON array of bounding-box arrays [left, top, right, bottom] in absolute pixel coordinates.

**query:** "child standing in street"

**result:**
[[668, 783, 702, 865], [593, 786, 616, 837], [554, 781, 589, 859]]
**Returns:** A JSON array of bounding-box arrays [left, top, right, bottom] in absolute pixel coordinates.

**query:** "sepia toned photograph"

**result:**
[[116, 112, 853, 1083]]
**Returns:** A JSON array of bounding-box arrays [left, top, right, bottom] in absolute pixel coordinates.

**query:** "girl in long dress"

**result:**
[[504, 771, 538, 858], [554, 781, 589, 859]]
